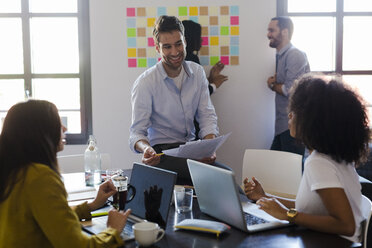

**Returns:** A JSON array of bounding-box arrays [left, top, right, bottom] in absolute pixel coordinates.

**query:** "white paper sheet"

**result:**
[[162, 133, 231, 160]]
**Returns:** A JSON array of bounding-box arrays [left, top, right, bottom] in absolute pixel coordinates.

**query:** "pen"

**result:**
[[155, 153, 164, 156], [92, 212, 108, 217]]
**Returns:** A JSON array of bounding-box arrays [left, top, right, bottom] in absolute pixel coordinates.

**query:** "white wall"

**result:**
[[59, 0, 276, 182]]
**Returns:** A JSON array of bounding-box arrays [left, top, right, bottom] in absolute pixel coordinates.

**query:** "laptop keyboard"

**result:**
[[244, 212, 269, 225], [122, 221, 134, 236]]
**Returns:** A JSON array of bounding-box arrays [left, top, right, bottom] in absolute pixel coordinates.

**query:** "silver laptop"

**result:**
[[187, 159, 291, 232], [83, 163, 177, 240]]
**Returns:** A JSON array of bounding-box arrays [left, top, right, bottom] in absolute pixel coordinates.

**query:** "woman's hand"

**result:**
[[107, 209, 131, 232], [243, 177, 266, 201], [256, 197, 288, 220], [88, 180, 117, 211]]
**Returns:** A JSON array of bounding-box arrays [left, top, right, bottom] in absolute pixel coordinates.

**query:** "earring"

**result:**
[[193, 50, 198, 55]]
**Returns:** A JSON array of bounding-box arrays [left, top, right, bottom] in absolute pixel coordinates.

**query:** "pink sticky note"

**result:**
[[231, 16, 239, 25], [148, 38, 155, 47], [221, 56, 229, 65], [128, 58, 137, 67], [201, 37, 209, 46], [127, 8, 135, 17]]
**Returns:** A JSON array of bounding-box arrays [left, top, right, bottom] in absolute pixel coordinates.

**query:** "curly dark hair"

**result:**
[[288, 74, 370, 164], [153, 15, 184, 45]]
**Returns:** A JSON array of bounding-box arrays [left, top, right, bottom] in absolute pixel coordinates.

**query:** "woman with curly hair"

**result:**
[[244, 74, 370, 243]]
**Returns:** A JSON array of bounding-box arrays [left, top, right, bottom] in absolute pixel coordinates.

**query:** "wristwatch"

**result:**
[[287, 208, 298, 223], [269, 82, 275, 90]]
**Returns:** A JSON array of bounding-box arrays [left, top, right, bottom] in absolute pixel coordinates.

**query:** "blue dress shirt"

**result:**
[[129, 61, 219, 152], [275, 43, 310, 135]]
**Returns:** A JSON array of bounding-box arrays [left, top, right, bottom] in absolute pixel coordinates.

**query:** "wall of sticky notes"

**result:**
[[126, 6, 240, 68]]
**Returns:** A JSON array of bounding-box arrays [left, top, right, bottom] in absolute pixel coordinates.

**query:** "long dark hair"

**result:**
[[0, 100, 61, 203], [289, 74, 370, 164], [182, 20, 202, 54]]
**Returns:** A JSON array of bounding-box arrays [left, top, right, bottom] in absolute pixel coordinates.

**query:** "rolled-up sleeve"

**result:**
[[195, 68, 219, 139], [129, 77, 152, 153], [283, 50, 309, 96]]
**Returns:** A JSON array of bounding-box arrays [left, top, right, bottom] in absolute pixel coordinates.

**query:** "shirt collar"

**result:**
[[156, 60, 193, 80], [277, 42, 292, 57]]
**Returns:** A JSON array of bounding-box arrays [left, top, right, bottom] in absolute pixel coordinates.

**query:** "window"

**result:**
[[277, 0, 372, 123], [0, 0, 92, 144]]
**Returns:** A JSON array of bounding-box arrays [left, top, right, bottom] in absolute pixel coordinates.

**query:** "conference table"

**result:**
[[64, 171, 355, 248]]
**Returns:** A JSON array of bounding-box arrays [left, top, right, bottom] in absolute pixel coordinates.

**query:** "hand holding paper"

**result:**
[[162, 133, 231, 160]]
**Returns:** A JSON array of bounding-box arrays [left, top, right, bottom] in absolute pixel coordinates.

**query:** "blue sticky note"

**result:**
[[230, 36, 239, 46], [210, 26, 219, 36], [200, 56, 209, 66], [230, 6, 239, 15], [127, 38, 136, 48], [230, 46, 239, 56], [148, 58, 157, 67], [157, 7, 166, 16], [127, 18, 136, 28], [189, 16, 199, 23]]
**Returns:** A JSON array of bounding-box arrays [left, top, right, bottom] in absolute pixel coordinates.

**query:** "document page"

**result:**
[[163, 133, 231, 160]]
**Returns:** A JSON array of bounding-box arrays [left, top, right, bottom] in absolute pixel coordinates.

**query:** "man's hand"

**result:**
[[198, 152, 216, 165], [142, 146, 161, 166], [267, 74, 276, 89]]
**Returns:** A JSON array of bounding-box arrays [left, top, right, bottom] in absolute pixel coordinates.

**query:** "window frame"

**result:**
[[277, 0, 372, 76], [0, 0, 92, 144]]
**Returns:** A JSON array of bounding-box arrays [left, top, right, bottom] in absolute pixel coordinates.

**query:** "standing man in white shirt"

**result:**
[[129, 15, 230, 185]]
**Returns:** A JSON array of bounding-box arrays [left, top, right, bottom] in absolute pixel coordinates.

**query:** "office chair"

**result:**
[[361, 195, 372, 248], [242, 149, 302, 199]]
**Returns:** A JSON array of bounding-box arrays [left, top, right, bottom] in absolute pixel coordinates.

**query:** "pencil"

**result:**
[[92, 212, 108, 217], [155, 153, 164, 156]]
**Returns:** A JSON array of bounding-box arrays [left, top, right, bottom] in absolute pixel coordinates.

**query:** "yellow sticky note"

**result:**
[[147, 18, 156, 27], [128, 48, 136, 57], [210, 36, 219, 46], [231, 26, 240, 35], [189, 6, 198, 16]]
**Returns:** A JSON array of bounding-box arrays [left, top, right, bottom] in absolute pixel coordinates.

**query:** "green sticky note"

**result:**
[[178, 7, 187, 16], [127, 28, 136, 37], [210, 56, 219, 66], [138, 58, 147, 67], [220, 26, 229, 35]]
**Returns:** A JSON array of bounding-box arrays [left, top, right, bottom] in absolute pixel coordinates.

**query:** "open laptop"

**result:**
[[83, 163, 177, 240], [187, 159, 291, 233]]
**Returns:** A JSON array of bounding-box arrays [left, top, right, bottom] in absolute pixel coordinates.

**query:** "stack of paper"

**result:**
[[163, 133, 231, 160]]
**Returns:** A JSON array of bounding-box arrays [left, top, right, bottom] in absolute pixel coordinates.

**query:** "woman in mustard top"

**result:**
[[0, 100, 131, 247]]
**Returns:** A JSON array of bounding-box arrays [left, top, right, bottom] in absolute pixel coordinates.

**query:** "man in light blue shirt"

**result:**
[[266, 16, 310, 156], [129, 16, 224, 185]]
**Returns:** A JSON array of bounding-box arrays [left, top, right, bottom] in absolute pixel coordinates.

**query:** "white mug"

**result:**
[[133, 222, 165, 247]]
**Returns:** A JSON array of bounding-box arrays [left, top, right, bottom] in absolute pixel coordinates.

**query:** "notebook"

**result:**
[[187, 159, 291, 233], [82, 163, 177, 240]]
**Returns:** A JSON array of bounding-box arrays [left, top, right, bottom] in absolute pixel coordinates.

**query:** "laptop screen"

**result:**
[[125, 163, 177, 229]]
